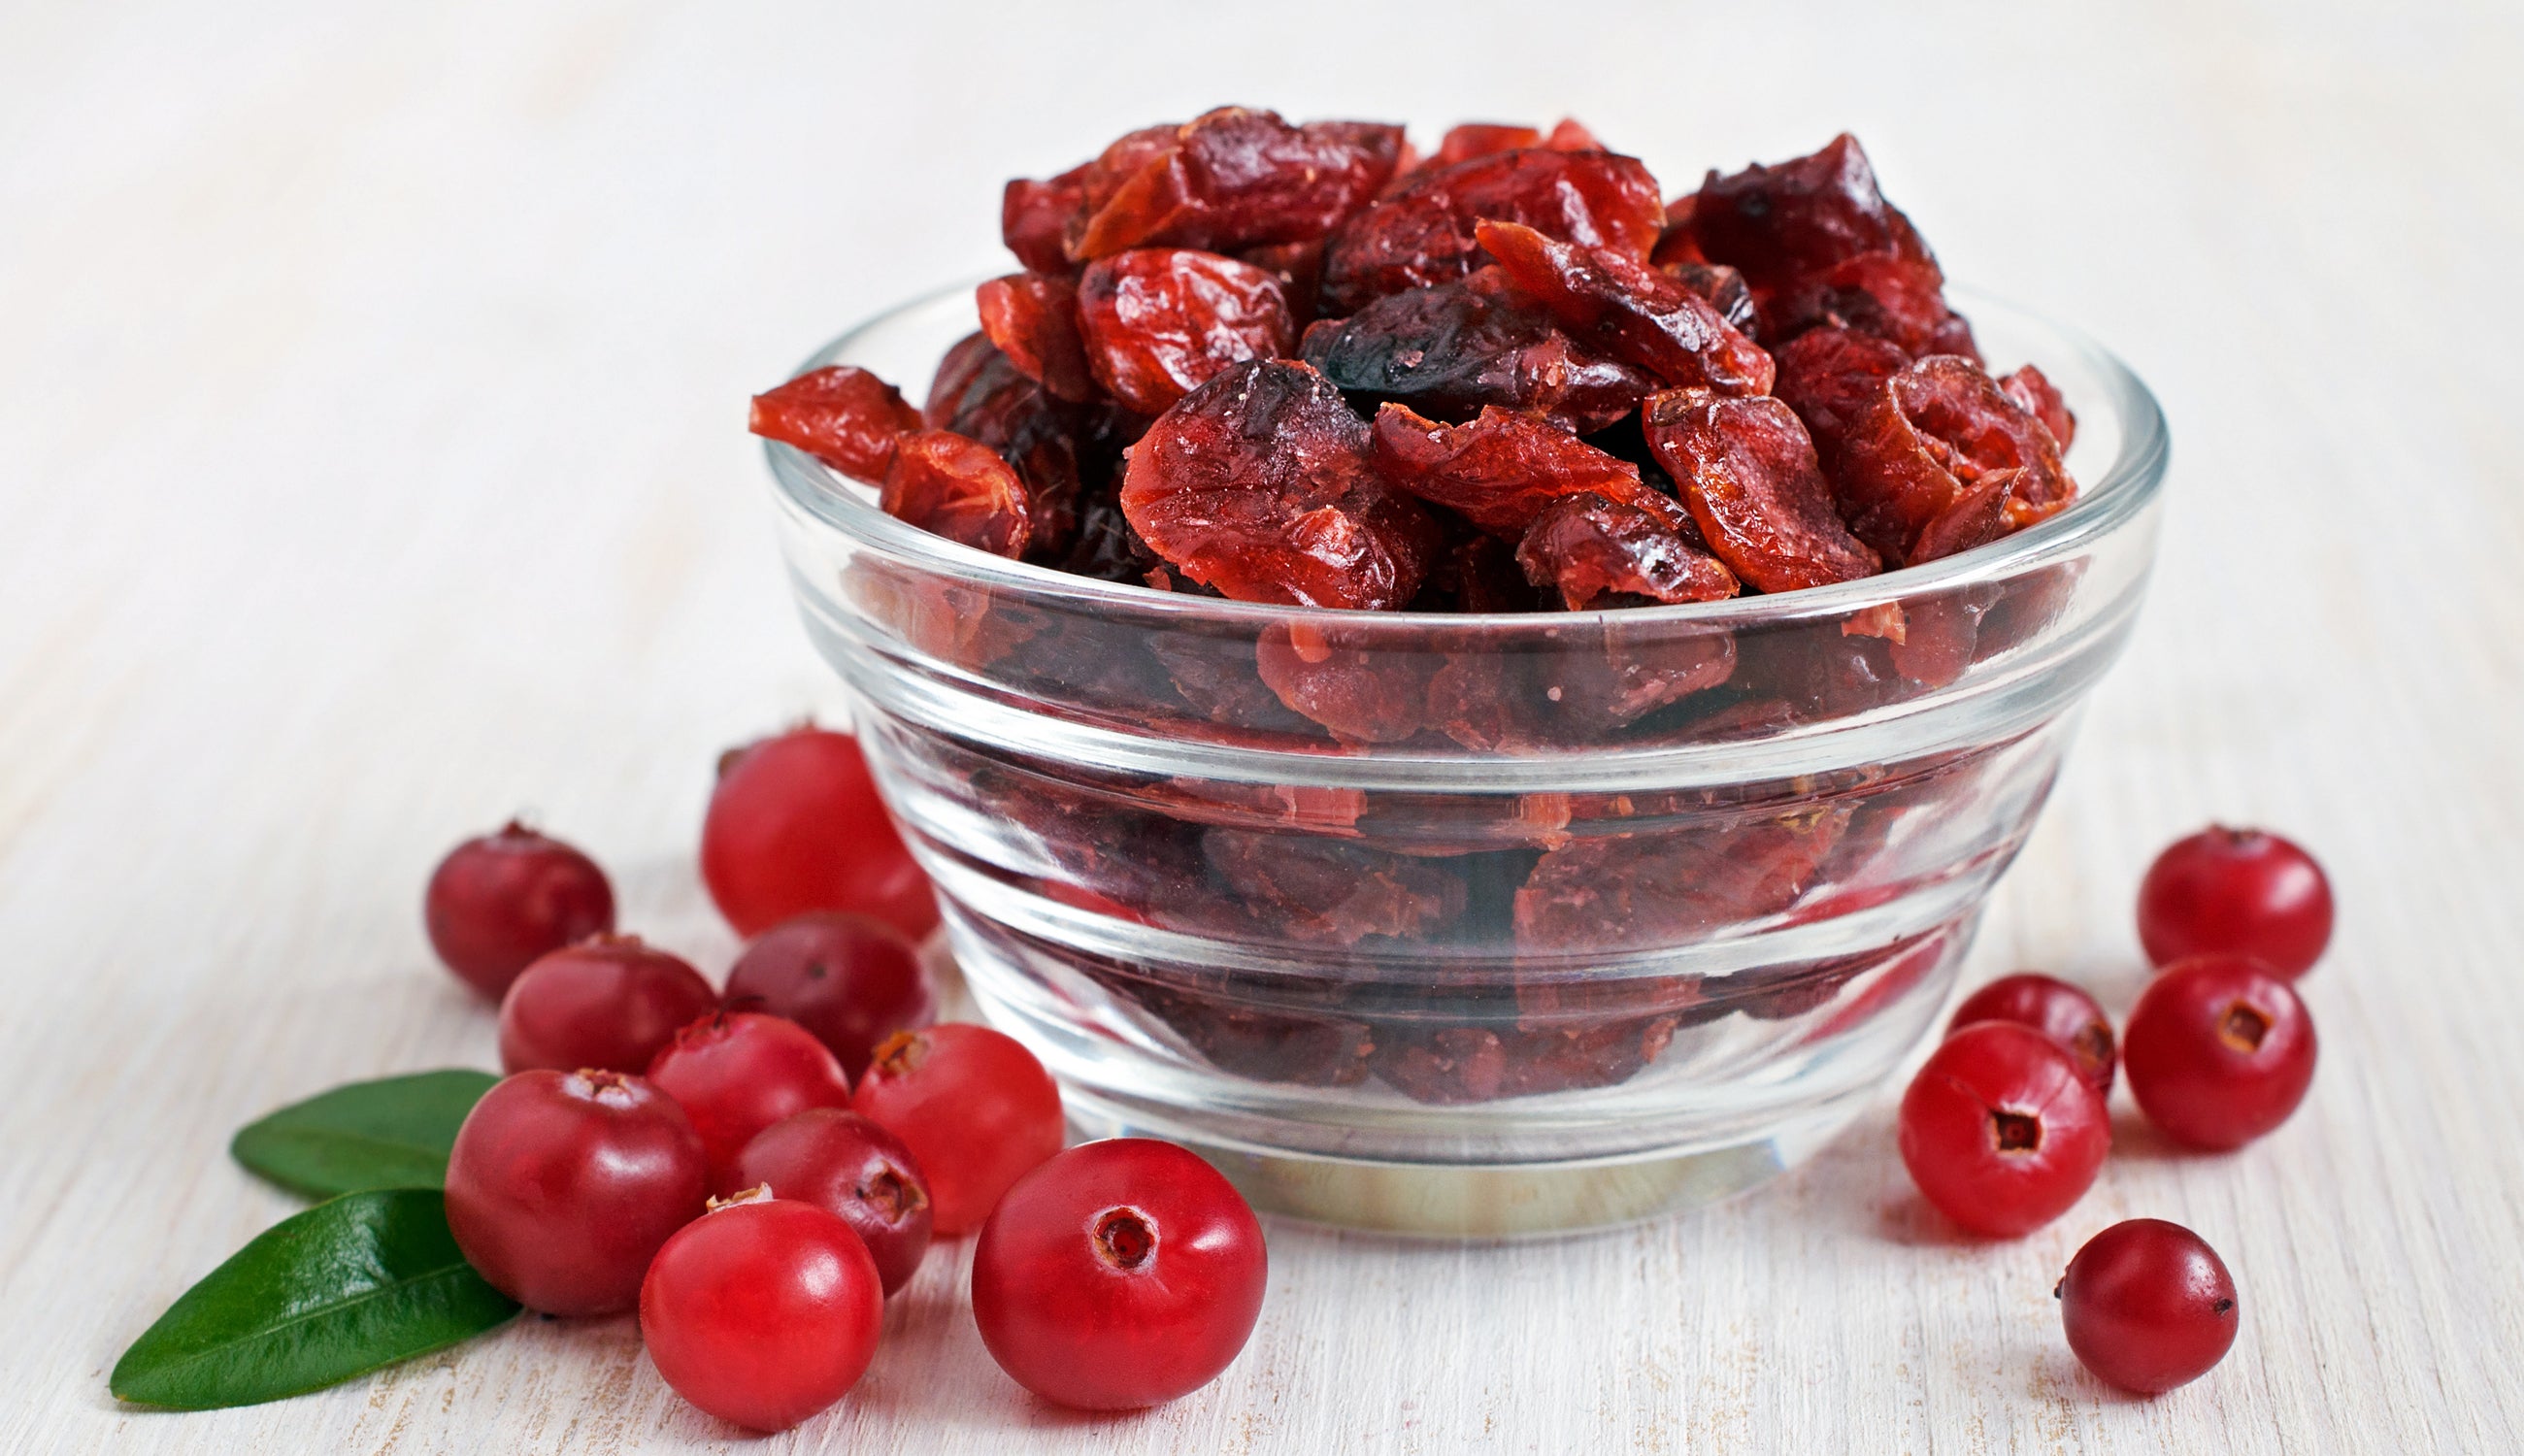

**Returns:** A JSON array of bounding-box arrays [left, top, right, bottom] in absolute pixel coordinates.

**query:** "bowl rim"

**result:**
[[764, 281, 2168, 629]]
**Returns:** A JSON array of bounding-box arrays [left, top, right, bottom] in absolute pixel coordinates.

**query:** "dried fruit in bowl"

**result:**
[[1832, 354, 2076, 563], [1077, 248, 1297, 415], [749, 366, 923, 484], [1514, 492, 1741, 610], [1473, 219, 1776, 395], [1059, 108, 1406, 261], [976, 273, 1096, 403], [1369, 403, 1693, 539], [1320, 147, 1663, 313], [1643, 388, 1882, 591]]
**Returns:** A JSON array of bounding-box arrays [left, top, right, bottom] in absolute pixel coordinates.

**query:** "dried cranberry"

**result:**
[[2001, 363, 2076, 449], [1076, 248, 1295, 415], [1643, 388, 1881, 591], [1663, 260, 1758, 334], [1834, 354, 2076, 561], [880, 429, 1033, 557], [976, 272, 1095, 403], [1369, 403, 1691, 539], [1515, 492, 1741, 609], [1203, 828, 1465, 944], [1692, 133, 1931, 293], [1474, 219, 1776, 395], [1320, 147, 1664, 313], [1772, 325, 1910, 475], [1003, 165, 1089, 275], [1119, 359, 1437, 610], [1252, 621, 1435, 744], [1065, 108, 1404, 261], [1766, 248, 1978, 359], [1514, 811, 1847, 953], [749, 366, 922, 485]]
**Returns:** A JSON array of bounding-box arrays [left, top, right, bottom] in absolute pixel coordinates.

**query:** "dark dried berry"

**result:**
[[1643, 388, 1882, 591], [1514, 810, 1848, 953], [1003, 165, 1090, 275], [1253, 621, 1436, 743], [977, 273, 1096, 403], [1475, 219, 1776, 395], [1203, 828, 1466, 944], [1663, 261, 1758, 334], [920, 338, 1086, 556], [880, 429, 1033, 557], [1834, 354, 2076, 562], [1077, 248, 1296, 416], [1764, 249, 1978, 360], [1321, 148, 1664, 313], [1369, 403, 1691, 539], [1066, 108, 1405, 261], [1119, 359, 1437, 610], [1515, 493, 1741, 610], [1771, 326, 1911, 476], [750, 366, 923, 484], [1693, 133, 1931, 292]]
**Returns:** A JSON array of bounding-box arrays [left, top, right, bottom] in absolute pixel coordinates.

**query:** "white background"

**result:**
[[4, 0, 2521, 1450]]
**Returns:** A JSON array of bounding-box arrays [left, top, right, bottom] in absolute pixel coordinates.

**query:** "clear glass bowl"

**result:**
[[764, 286, 2167, 1237]]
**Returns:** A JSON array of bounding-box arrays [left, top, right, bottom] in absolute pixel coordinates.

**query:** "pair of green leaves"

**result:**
[[113, 1069, 519, 1411]]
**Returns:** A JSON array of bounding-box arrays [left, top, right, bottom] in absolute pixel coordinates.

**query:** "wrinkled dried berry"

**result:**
[[1516, 493, 1741, 610], [1772, 326, 1911, 476], [1253, 621, 1436, 743], [1693, 133, 1930, 292], [1370, 404, 1689, 539], [1643, 389, 1881, 591], [750, 366, 923, 484], [1321, 148, 1664, 313], [1203, 828, 1466, 944], [1515, 810, 1848, 953], [1076, 248, 1296, 416], [1064, 108, 1405, 261], [977, 273, 1096, 403], [881, 430, 1034, 557], [1120, 359, 1437, 610], [1300, 268, 1656, 434], [1834, 354, 2076, 561], [1765, 249, 1978, 360], [1004, 165, 1090, 275], [2001, 363, 2076, 450], [1663, 261, 1758, 334], [1475, 220, 1776, 395]]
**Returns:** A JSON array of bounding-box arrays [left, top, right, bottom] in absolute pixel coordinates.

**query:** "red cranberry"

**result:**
[[2057, 1218, 2240, 1393], [973, 1139, 1267, 1410], [852, 1024, 1064, 1237], [647, 1012, 855, 1184], [728, 1109, 934, 1295], [1948, 973, 2116, 1097], [423, 822, 614, 999], [724, 912, 934, 1080], [2123, 953, 2316, 1149], [497, 935, 718, 1075], [1897, 1021, 2109, 1238], [701, 727, 938, 942], [640, 1188, 884, 1432], [2137, 826, 2333, 977], [444, 1069, 706, 1315]]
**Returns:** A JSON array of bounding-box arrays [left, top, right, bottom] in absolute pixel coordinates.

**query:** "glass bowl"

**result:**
[[763, 285, 2167, 1237]]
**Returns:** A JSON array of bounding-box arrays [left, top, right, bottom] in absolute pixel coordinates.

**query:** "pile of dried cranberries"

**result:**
[[749, 109, 2079, 614]]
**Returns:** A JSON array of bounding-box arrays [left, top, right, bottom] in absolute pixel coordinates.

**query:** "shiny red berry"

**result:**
[[2137, 826, 2333, 977], [2123, 954, 2316, 1149], [701, 727, 938, 943], [647, 1012, 855, 1184], [640, 1189, 884, 1432], [852, 1024, 1063, 1237], [1948, 973, 2116, 1097], [973, 1139, 1267, 1410], [729, 1108, 933, 1295], [423, 822, 614, 999], [1898, 1022, 2109, 1238], [724, 912, 934, 1081], [2057, 1218, 2240, 1393], [498, 935, 718, 1075], [444, 1069, 706, 1315]]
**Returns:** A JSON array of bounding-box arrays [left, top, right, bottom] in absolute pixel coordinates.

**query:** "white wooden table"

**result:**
[[6, 2, 2521, 1449]]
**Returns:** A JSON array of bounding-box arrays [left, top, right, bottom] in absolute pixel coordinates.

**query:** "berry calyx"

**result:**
[[647, 1011, 855, 1185], [701, 726, 938, 942], [1897, 1021, 2109, 1238], [423, 822, 614, 999], [2057, 1218, 2240, 1393], [852, 1024, 1064, 1236], [497, 935, 718, 1075], [729, 1108, 934, 1295], [1948, 972, 2116, 1096], [973, 1139, 1267, 1409], [2137, 826, 2333, 977], [723, 911, 934, 1080], [2122, 953, 2317, 1149], [640, 1192, 884, 1431]]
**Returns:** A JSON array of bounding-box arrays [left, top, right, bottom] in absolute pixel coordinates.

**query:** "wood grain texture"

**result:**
[[4, 0, 2521, 1450]]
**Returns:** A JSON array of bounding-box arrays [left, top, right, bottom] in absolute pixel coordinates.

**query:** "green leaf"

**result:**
[[230, 1069, 499, 1198], [111, 1188, 518, 1409]]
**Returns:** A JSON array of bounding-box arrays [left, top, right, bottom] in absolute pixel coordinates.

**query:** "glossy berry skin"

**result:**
[[701, 727, 939, 943], [640, 1192, 884, 1432], [444, 1070, 706, 1316], [498, 936, 719, 1075], [1898, 1021, 2109, 1238], [974, 1140, 1267, 1410], [1948, 973, 2117, 1097], [2123, 954, 2317, 1149], [2137, 826, 2333, 977], [424, 823, 614, 999], [723, 912, 935, 1081], [852, 1024, 1064, 1237], [2058, 1218, 2240, 1393], [729, 1109, 933, 1295], [647, 1012, 855, 1185]]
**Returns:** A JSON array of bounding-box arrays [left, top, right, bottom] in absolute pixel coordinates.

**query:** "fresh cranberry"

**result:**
[[2057, 1218, 2240, 1393], [852, 1024, 1063, 1236], [2123, 953, 2316, 1149], [497, 935, 718, 1075], [2137, 826, 2334, 977], [423, 822, 614, 998], [728, 1109, 934, 1294], [1897, 1021, 2109, 1238], [723, 912, 934, 1080], [640, 1188, 884, 1432], [701, 726, 939, 943], [647, 1012, 855, 1183], [1948, 973, 2116, 1097], [444, 1069, 706, 1315], [973, 1139, 1267, 1410]]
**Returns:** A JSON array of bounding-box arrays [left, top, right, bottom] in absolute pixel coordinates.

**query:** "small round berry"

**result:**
[[2137, 826, 2333, 977], [640, 1188, 883, 1432], [498, 935, 718, 1075], [444, 1069, 705, 1316], [723, 912, 934, 1080], [2057, 1218, 2240, 1393], [729, 1109, 933, 1295], [2123, 954, 2317, 1149], [852, 1024, 1063, 1237], [1897, 1021, 2110, 1238], [974, 1139, 1266, 1410], [647, 1012, 855, 1185], [423, 822, 614, 999], [701, 726, 938, 942], [1948, 973, 2116, 1097]]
